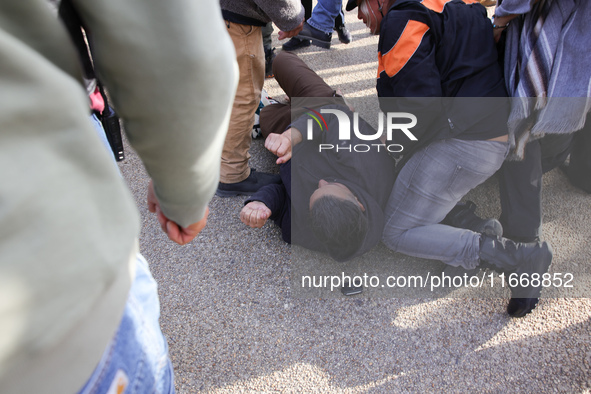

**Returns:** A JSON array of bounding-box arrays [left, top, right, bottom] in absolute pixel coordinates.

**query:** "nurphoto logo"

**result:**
[[305, 107, 418, 153]]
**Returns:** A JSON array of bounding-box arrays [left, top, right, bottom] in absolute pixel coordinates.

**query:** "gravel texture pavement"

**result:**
[[118, 5, 591, 393]]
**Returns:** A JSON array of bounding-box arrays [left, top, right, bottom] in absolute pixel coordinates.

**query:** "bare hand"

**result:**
[[265, 131, 292, 164], [493, 27, 504, 43], [278, 20, 304, 40], [148, 180, 208, 245], [492, 14, 515, 43], [240, 201, 272, 228]]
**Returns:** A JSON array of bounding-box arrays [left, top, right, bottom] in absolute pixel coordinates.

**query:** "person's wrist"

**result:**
[[492, 14, 510, 29]]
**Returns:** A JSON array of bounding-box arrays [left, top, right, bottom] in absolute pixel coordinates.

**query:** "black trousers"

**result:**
[[499, 112, 591, 240], [567, 124, 591, 193], [499, 134, 572, 240]]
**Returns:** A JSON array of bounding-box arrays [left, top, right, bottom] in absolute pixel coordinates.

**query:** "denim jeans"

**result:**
[[307, 0, 344, 34], [90, 113, 114, 159], [78, 255, 175, 394], [383, 138, 509, 269]]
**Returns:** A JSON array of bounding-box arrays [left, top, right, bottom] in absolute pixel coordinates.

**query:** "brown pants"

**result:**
[[260, 52, 339, 137], [221, 22, 264, 184]]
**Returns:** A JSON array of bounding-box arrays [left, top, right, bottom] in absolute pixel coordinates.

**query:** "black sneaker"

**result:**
[[335, 24, 352, 44], [297, 22, 332, 49], [282, 37, 311, 51], [264, 47, 276, 79], [216, 169, 281, 197]]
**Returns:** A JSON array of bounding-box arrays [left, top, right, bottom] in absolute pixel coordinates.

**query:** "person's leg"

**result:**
[[307, 0, 342, 33], [302, 0, 312, 20], [220, 22, 265, 184], [333, 6, 352, 44], [260, 52, 337, 136], [567, 115, 591, 193], [498, 140, 542, 241], [334, 8, 344, 28], [90, 113, 115, 161], [540, 134, 573, 173], [78, 255, 175, 394], [273, 51, 336, 99], [499, 134, 572, 241], [262, 22, 273, 52], [383, 138, 508, 269], [297, 0, 342, 48], [262, 22, 275, 78]]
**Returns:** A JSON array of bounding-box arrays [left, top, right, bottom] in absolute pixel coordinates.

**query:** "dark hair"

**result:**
[[309, 195, 368, 259]]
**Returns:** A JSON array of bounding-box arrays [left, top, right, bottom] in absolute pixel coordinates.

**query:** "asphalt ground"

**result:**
[[118, 5, 591, 393]]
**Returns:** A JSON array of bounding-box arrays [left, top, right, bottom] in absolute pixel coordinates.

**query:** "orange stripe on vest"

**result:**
[[378, 20, 430, 78]]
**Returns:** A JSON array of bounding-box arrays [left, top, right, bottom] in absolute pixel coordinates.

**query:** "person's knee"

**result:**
[[381, 220, 404, 251], [273, 51, 298, 76]]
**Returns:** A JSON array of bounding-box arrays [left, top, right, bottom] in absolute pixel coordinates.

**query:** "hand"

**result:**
[[493, 27, 505, 43], [147, 180, 208, 245], [278, 20, 304, 40], [240, 201, 272, 228], [492, 14, 515, 43], [265, 130, 292, 164]]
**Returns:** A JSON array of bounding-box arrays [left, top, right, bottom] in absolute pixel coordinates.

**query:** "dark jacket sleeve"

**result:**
[[245, 161, 292, 243], [376, 9, 448, 146]]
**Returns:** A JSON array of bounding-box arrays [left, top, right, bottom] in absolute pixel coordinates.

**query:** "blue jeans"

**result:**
[[307, 0, 344, 34], [78, 255, 175, 394], [383, 138, 509, 269]]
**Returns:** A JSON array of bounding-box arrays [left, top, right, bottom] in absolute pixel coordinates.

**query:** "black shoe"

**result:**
[[282, 37, 311, 51], [479, 234, 553, 317], [335, 24, 352, 44], [507, 298, 540, 318], [297, 22, 332, 49], [264, 47, 276, 78], [216, 169, 281, 197], [442, 200, 503, 237]]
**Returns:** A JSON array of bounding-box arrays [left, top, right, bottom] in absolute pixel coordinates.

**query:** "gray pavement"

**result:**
[[119, 7, 591, 393]]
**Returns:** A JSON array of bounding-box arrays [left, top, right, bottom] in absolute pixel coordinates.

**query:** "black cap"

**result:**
[[346, 0, 359, 11]]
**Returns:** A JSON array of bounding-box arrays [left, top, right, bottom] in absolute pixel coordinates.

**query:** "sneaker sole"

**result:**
[[297, 33, 331, 49]]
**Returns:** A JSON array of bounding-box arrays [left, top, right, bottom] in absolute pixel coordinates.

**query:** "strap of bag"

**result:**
[[58, 0, 125, 161]]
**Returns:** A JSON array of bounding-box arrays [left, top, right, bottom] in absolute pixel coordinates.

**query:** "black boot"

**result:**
[[479, 234, 553, 317], [335, 24, 352, 44], [442, 200, 503, 237]]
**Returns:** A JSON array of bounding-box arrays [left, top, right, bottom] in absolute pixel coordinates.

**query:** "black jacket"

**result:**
[[247, 105, 397, 262], [377, 0, 509, 165]]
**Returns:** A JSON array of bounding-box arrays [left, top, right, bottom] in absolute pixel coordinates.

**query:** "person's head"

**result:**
[[346, 0, 386, 35], [309, 180, 368, 257]]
